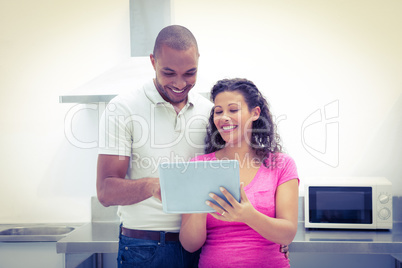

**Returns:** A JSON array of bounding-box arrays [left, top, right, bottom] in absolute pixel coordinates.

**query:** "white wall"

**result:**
[[172, 0, 402, 195], [0, 0, 130, 223], [0, 0, 401, 223]]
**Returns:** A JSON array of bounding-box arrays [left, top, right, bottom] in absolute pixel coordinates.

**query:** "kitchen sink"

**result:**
[[0, 225, 79, 242], [0, 226, 75, 236]]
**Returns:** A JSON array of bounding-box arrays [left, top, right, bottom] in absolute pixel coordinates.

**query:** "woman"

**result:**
[[179, 78, 299, 267]]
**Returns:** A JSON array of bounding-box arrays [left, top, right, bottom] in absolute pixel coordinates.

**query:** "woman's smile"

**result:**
[[221, 124, 237, 132]]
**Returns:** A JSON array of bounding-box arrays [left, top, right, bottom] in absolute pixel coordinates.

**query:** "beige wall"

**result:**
[[0, 0, 401, 223]]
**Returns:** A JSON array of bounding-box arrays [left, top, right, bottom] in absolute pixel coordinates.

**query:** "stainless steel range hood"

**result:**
[[59, 56, 212, 104], [59, 57, 153, 103], [59, 0, 211, 104]]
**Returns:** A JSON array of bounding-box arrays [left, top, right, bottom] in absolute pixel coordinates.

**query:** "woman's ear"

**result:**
[[252, 106, 261, 121]]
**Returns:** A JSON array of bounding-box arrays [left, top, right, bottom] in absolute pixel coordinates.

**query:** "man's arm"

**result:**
[[96, 154, 161, 207]]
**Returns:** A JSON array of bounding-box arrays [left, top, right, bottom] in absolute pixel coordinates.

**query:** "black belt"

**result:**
[[121, 227, 180, 242]]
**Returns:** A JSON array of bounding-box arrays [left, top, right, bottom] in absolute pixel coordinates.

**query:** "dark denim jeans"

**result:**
[[117, 231, 200, 268]]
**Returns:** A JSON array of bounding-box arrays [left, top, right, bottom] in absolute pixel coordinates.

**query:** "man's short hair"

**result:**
[[153, 25, 199, 59]]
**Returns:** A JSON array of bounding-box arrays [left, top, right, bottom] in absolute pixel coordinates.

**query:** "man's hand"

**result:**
[[149, 177, 162, 201], [280, 244, 290, 260], [97, 154, 162, 206]]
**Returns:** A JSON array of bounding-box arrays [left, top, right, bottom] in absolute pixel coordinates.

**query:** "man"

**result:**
[[97, 25, 212, 267]]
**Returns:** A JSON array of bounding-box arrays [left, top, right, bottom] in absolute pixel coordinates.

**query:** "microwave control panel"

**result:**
[[375, 185, 393, 228]]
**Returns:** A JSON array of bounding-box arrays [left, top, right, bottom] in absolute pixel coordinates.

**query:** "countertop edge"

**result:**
[[55, 222, 402, 255]]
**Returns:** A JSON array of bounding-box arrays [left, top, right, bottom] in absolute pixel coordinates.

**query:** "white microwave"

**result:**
[[304, 177, 392, 229]]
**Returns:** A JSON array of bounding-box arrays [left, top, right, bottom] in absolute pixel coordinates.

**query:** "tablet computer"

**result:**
[[158, 160, 240, 213]]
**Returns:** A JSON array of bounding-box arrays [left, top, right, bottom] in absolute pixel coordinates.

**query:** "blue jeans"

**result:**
[[117, 231, 200, 268]]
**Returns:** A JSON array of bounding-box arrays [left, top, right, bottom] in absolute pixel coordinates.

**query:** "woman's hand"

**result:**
[[206, 182, 256, 223], [207, 179, 299, 246], [207, 184, 292, 261]]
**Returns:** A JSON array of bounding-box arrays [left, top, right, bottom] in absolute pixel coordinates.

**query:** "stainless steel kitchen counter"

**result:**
[[55, 196, 402, 267], [291, 222, 402, 254], [56, 221, 402, 255], [56, 222, 119, 268], [56, 222, 119, 254]]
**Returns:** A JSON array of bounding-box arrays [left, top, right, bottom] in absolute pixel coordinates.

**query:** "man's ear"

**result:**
[[150, 54, 156, 70], [252, 106, 261, 121]]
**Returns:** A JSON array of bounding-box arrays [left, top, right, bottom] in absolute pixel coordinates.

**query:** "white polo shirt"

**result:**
[[98, 80, 213, 231]]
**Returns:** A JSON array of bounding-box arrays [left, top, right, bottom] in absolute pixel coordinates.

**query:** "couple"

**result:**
[[97, 25, 299, 268]]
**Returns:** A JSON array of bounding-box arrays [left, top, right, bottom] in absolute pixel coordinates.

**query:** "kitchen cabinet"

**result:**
[[0, 242, 63, 268]]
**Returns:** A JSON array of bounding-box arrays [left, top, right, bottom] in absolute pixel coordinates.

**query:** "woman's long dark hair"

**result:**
[[204, 78, 282, 167]]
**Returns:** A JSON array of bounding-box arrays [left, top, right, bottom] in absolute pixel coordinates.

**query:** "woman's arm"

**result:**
[[246, 179, 299, 245], [179, 213, 208, 252], [207, 179, 299, 245]]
